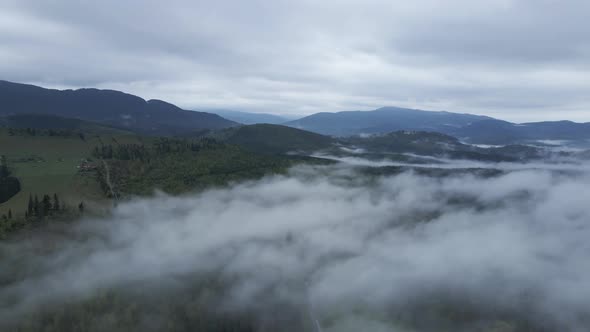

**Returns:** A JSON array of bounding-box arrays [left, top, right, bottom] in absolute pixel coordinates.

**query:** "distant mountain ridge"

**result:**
[[204, 109, 293, 125], [3, 80, 588, 144], [0, 80, 237, 135], [343, 130, 545, 161], [286, 106, 492, 136], [449, 119, 590, 144], [285, 106, 590, 144]]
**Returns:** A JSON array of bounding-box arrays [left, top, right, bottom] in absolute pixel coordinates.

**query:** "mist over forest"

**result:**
[[2, 1, 590, 331], [2, 155, 589, 332]]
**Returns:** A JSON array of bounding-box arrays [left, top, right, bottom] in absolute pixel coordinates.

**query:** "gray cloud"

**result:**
[[2, 160, 590, 330], [0, 0, 589, 121]]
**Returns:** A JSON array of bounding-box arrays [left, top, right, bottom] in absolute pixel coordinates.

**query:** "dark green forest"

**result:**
[[0, 155, 21, 204], [92, 137, 332, 197]]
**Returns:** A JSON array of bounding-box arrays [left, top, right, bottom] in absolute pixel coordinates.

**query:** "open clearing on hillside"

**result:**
[[0, 129, 143, 216]]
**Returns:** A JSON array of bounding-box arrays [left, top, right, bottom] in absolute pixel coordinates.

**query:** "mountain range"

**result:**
[[285, 106, 590, 144], [1, 80, 589, 145], [0, 80, 236, 135], [448, 119, 590, 144], [285, 106, 491, 136]]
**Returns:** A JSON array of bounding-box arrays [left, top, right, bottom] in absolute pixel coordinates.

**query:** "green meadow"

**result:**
[[0, 129, 144, 217]]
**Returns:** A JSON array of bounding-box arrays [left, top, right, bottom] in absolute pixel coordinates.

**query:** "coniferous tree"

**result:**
[[34, 195, 40, 217], [27, 194, 34, 215], [42, 195, 52, 216], [53, 193, 60, 211], [7, 209, 12, 219]]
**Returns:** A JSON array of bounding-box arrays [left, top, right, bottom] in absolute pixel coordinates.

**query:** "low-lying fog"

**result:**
[[1, 157, 590, 331], [316, 141, 590, 172], [315, 153, 590, 172]]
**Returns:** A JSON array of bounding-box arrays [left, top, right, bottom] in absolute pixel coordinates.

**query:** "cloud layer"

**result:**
[[1, 0, 589, 121], [2, 162, 590, 331]]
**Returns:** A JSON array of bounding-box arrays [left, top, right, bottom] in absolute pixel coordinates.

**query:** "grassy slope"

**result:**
[[0, 124, 334, 217], [0, 128, 144, 217]]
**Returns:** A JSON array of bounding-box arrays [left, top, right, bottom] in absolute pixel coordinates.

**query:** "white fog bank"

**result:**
[[1, 164, 590, 331]]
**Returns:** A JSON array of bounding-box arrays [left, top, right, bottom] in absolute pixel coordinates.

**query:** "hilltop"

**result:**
[[0, 80, 237, 135], [211, 124, 335, 154]]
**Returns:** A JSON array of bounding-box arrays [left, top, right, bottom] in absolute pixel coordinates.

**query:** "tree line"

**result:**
[[1, 191, 87, 236], [7, 127, 86, 140], [92, 138, 225, 161], [2, 192, 69, 222], [24, 193, 65, 219]]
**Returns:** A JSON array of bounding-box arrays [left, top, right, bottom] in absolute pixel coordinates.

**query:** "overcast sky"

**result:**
[[1, 0, 589, 122]]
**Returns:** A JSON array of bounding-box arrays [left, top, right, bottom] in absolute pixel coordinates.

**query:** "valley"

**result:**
[[0, 82, 589, 332], [3, 2, 590, 331]]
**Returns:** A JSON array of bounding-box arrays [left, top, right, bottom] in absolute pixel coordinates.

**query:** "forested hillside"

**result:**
[[0, 119, 332, 237], [0, 80, 237, 135], [216, 124, 334, 154]]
